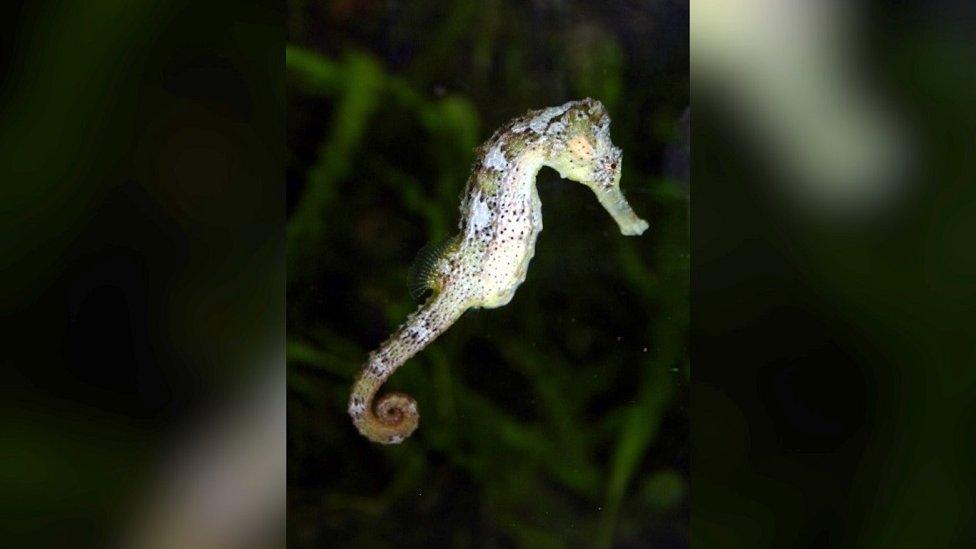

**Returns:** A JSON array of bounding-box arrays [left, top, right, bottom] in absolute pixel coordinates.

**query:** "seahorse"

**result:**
[[348, 98, 649, 444]]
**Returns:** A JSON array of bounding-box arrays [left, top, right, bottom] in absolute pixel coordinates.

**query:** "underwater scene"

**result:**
[[287, 1, 688, 546]]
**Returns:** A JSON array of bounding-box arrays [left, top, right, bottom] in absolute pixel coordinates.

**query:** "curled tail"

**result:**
[[348, 289, 466, 444]]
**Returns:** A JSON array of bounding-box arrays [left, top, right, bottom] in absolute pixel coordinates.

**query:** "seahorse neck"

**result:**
[[501, 147, 548, 194]]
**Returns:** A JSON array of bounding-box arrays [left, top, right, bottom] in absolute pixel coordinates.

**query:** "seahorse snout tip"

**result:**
[[622, 219, 650, 236]]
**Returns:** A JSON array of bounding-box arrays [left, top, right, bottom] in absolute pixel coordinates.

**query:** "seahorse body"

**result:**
[[349, 98, 649, 444]]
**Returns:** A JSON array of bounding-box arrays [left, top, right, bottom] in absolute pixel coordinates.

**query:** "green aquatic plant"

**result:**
[[287, 7, 688, 542]]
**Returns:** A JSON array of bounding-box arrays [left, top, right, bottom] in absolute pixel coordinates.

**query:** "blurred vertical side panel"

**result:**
[[0, 1, 285, 548], [693, 0, 976, 546]]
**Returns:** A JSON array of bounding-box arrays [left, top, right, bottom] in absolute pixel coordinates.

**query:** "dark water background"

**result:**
[[286, 1, 689, 546]]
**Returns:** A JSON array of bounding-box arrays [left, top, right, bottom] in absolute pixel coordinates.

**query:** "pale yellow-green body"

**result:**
[[349, 98, 648, 444]]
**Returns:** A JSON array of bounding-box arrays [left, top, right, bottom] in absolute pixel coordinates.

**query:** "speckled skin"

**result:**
[[349, 98, 649, 444]]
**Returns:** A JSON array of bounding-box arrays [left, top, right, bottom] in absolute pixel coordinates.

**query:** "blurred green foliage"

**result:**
[[287, 2, 687, 546]]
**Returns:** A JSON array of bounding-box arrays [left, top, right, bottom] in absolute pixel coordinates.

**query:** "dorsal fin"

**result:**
[[407, 238, 453, 301]]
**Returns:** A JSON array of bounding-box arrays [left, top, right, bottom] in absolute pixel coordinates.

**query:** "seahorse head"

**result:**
[[543, 99, 623, 190]]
